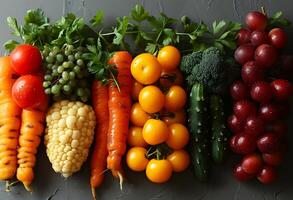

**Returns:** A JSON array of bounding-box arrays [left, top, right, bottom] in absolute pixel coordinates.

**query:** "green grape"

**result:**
[[51, 84, 61, 94], [73, 66, 80, 73], [63, 84, 71, 92], [59, 78, 67, 85], [69, 71, 75, 80], [42, 50, 49, 57], [45, 88, 51, 95], [65, 50, 70, 56], [74, 52, 81, 60], [49, 51, 56, 57], [63, 62, 70, 68], [77, 88, 85, 97], [68, 55, 75, 62], [43, 81, 51, 88], [76, 59, 84, 66], [56, 54, 64, 63], [62, 71, 70, 81], [53, 46, 60, 53], [68, 61, 74, 68], [47, 64, 53, 69], [67, 45, 74, 52], [52, 65, 58, 71], [46, 56, 54, 63], [44, 74, 53, 81], [57, 66, 64, 74], [52, 69, 58, 77]]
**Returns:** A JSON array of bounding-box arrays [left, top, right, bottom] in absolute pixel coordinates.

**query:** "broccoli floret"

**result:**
[[180, 47, 240, 95]]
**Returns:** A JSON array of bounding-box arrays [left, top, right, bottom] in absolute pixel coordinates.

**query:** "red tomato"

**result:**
[[257, 165, 278, 184], [241, 153, 263, 174], [12, 75, 45, 109], [262, 152, 284, 166], [10, 44, 42, 75], [233, 163, 255, 181]]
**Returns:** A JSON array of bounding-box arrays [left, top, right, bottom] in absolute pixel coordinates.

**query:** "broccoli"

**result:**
[[180, 47, 240, 96]]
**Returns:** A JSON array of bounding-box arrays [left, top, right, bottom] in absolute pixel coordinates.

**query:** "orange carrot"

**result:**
[[90, 80, 109, 199], [107, 51, 132, 187], [0, 57, 22, 185], [16, 96, 48, 192]]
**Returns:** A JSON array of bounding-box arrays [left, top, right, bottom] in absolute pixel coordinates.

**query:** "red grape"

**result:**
[[233, 163, 255, 181], [237, 28, 252, 45], [241, 153, 263, 174], [259, 103, 280, 121], [233, 100, 257, 120], [269, 28, 287, 48], [255, 44, 277, 68], [228, 114, 244, 133], [244, 116, 265, 137], [271, 79, 293, 101], [245, 11, 268, 31], [250, 81, 272, 103], [250, 30, 268, 46], [234, 44, 255, 65], [257, 132, 281, 153], [230, 133, 257, 154], [257, 165, 277, 184], [230, 80, 249, 101], [262, 152, 284, 166], [242, 61, 264, 84]]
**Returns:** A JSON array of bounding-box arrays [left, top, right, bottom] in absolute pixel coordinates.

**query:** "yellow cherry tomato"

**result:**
[[126, 147, 149, 172], [139, 85, 165, 113], [166, 123, 189, 150], [162, 109, 186, 125], [131, 53, 162, 85], [127, 126, 148, 147], [167, 150, 190, 172], [157, 46, 181, 71], [142, 119, 169, 145], [131, 80, 144, 101], [164, 85, 187, 112], [146, 159, 173, 183], [130, 103, 151, 127]]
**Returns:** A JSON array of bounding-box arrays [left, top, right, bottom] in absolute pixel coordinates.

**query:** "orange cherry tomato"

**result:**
[[130, 103, 151, 126], [167, 150, 190, 172], [162, 109, 186, 125], [131, 53, 162, 85], [146, 159, 173, 183], [142, 119, 169, 145], [131, 80, 144, 101], [164, 85, 187, 112], [139, 85, 165, 113], [160, 69, 184, 88], [166, 123, 189, 150], [157, 46, 181, 71], [127, 126, 148, 147], [126, 147, 149, 172]]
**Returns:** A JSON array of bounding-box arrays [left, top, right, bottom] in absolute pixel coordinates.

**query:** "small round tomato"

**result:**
[[126, 147, 149, 172], [167, 150, 190, 172], [146, 159, 173, 183], [233, 163, 254, 181], [262, 152, 284, 166], [159, 69, 184, 88], [127, 126, 147, 147], [10, 44, 42, 75], [130, 103, 151, 127], [157, 46, 181, 71], [12, 75, 45, 109], [241, 153, 263, 174], [257, 165, 277, 184], [131, 81, 144, 101], [139, 86, 165, 113], [142, 119, 169, 145], [162, 109, 186, 125], [131, 53, 162, 85], [164, 85, 186, 112], [166, 123, 189, 150]]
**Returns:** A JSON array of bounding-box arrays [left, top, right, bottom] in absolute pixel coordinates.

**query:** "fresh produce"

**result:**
[[142, 119, 170, 145], [126, 147, 149, 172], [166, 123, 189, 150], [106, 51, 132, 184], [230, 10, 292, 184], [127, 127, 147, 147], [90, 80, 109, 198], [44, 100, 96, 177], [162, 109, 186, 125], [0, 57, 22, 184], [130, 103, 151, 127], [10, 44, 42, 75], [17, 96, 48, 191], [157, 46, 181, 71], [164, 85, 187, 112], [145, 159, 173, 183], [138, 85, 165, 113], [167, 150, 190, 172]]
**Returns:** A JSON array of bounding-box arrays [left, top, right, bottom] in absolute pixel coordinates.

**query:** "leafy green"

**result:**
[[90, 10, 104, 27], [268, 11, 291, 28]]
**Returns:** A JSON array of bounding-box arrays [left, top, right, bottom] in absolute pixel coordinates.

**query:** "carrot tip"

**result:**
[[117, 172, 123, 191], [91, 187, 97, 200], [23, 184, 32, 193]]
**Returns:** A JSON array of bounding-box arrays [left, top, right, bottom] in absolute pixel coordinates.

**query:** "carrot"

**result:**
[[90, 80, 109, 199], [16, 95, 48, 192], [0, 57, 22, 186], [107, 51, 132, 188]]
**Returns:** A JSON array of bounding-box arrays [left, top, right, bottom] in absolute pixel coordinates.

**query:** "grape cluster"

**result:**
[[42, 44, 91, 102]]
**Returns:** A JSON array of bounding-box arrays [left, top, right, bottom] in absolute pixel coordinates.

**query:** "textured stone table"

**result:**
[[0, 0, 292, 199]]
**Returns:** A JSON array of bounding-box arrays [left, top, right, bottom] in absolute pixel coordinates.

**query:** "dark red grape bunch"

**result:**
[[229, 10, 292, 184]]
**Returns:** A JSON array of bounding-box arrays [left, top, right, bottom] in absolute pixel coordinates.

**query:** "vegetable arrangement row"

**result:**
[[0, 4, 292, 199]]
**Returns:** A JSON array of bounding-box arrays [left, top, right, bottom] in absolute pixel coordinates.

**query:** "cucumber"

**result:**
[[210, 95, 229, 164], [188, 83, 209, 181]]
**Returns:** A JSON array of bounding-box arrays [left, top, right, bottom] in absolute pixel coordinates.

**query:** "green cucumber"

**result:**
[[188, 83, 209, 181], [210, 95, 229, 164]]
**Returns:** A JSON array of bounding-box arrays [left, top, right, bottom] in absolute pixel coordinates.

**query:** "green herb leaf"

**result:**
[[269, 11, 291, 28], [3, 40, 19, 52], [24, 9, 48, 25], [7, 17, 21, 37], [113, 16, 129, 45], [90, 10, 104, 27], [145, 43, 157, 54], [212, 20, 226, 35], [131, 4, 149, 22]]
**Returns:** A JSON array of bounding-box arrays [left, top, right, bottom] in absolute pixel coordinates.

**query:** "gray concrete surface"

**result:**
[[0, 0, 293, 199]]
